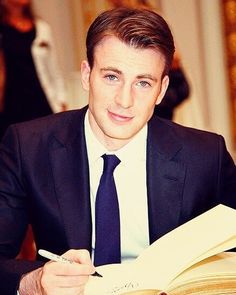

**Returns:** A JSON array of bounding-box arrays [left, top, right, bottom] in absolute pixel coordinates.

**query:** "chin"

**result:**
[[107, 130, 136, 141]]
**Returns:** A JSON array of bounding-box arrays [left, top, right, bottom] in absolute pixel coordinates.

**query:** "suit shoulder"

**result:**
[[4, 108, 87, 144], [149, 116, 226, 155], [20, 109, 83, 130], [157, 116, 222, 141]]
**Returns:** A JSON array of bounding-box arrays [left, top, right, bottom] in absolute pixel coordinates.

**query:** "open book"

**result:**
[[84, 204, 236, 295]]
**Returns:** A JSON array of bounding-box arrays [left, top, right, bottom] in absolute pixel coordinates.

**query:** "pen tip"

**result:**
[[93, 271, 103, 278]]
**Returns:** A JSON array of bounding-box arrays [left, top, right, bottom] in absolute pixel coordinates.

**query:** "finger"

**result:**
[[42, 260, 94, 276], [41, 268, 89, 293], [41, 273, 88, 288], [63, 249, 92, 265], [42, 286, 85, 295]]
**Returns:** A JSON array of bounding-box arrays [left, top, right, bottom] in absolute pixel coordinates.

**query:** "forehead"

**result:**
[[93, 36, 165, 76]]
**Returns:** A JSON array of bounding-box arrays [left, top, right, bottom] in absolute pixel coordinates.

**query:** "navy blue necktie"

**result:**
[[94, 154, 121, 266]]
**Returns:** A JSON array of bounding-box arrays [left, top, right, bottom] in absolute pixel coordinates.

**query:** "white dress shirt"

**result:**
[[85, 111, 149, 263]]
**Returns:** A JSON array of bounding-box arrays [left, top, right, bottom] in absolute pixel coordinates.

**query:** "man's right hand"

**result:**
[[19, 249, 95, 295]]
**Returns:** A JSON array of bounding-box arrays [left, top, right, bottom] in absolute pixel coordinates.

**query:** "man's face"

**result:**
[[81, 36, 169, 150]]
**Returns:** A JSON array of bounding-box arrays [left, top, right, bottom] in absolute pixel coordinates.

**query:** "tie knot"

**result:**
[[102, 154, 120, 174]]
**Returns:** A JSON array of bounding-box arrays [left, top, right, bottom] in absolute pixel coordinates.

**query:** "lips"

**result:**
[[108, 110, 133, 123]]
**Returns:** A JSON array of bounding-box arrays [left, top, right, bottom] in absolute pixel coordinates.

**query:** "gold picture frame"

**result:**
[[221, 0, 236, 147]]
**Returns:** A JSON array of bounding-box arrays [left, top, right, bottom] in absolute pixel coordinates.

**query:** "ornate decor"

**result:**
[[221, 0, 236, 146]]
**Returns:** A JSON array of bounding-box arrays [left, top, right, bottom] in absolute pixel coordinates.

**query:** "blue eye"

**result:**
[[137, 81, 151, 88], [105, 74, 118, 81]]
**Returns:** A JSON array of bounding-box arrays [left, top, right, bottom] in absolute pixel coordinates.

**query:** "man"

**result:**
[[0, 7, 236, 295]]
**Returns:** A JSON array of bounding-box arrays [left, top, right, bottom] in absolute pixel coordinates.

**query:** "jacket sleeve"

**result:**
[[0, 125, 44, 294]]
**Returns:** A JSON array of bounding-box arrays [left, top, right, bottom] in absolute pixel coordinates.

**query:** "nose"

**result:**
[[115, 84, 134, 108]]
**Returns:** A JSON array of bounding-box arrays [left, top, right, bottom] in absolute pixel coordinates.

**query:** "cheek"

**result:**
[[90, 78, 111, 98], [136, 99, 157, 122], [135, 92, 157, 111], [89, 90, 109, 116]]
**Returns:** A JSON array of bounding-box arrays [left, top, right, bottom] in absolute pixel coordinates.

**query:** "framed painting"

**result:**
[[221, 0, 236, 147]]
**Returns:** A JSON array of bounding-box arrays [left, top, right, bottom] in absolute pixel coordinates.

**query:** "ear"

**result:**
[[155, 75, 169, 105], [81, 60, 91, 91]]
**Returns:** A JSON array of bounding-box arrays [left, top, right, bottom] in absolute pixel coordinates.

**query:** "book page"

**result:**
[[85, 205, 236, 294], [133, 204, 236, 289], [167, 252, 236, 294], [85, 263, 149, 294]]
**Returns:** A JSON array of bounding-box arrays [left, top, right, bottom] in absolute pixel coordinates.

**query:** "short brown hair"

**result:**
[[86, 7, 175, 75]]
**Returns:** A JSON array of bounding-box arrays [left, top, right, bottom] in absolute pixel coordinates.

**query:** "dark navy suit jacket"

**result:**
[[0, 106, 236, 294]]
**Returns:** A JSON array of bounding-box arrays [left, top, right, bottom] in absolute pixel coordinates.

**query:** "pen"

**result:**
[[38, 249, 103, 278]]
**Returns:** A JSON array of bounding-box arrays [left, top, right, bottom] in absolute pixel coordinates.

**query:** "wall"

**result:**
[[160, 0, 234, 156]]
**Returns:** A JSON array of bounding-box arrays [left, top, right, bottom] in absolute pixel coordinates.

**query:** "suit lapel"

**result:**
[[147, 117, 186, 243], [49, 108, 92, 251]]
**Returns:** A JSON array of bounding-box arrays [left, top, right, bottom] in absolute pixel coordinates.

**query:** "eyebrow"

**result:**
[[101, 67, 122, 75], [101, 67, 157, 82], [136, 74, 157, 82]]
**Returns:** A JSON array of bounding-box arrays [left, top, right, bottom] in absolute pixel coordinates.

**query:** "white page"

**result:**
[[85, 205, 236, 294], [168, 252, 236, 290], [133, 205, 236, 289]]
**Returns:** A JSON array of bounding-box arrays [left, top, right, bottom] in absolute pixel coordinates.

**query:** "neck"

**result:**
[[103, 137, 130, 152]]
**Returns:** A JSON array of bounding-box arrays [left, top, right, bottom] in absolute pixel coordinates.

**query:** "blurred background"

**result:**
[[32, 0, 236, 160]]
